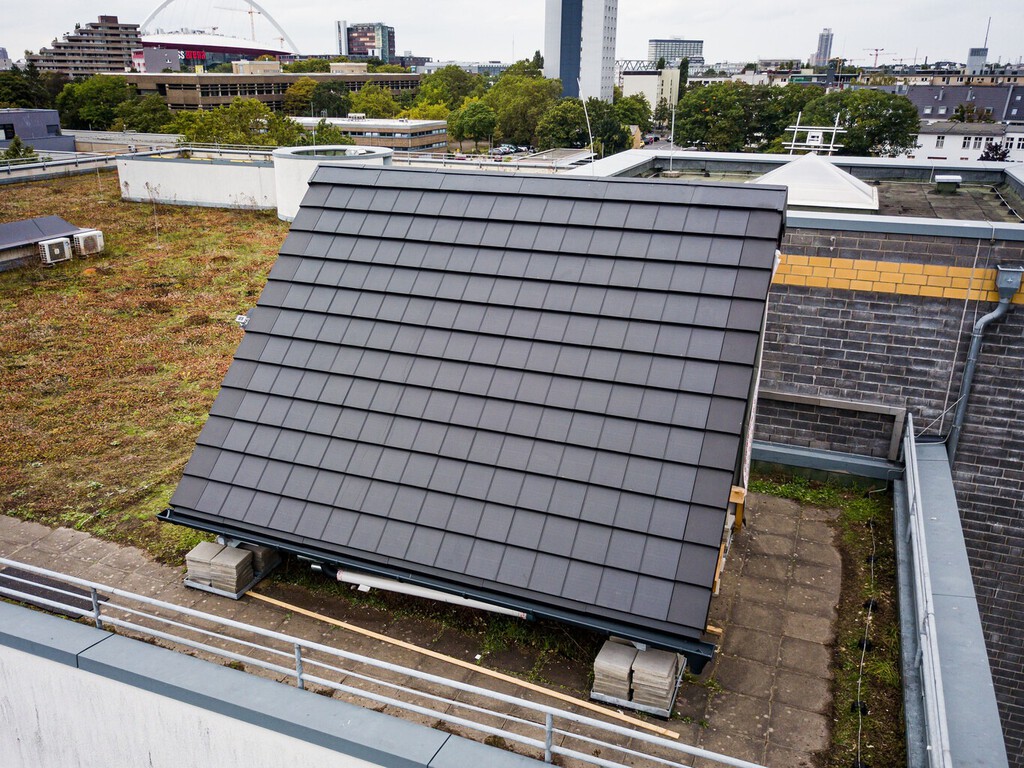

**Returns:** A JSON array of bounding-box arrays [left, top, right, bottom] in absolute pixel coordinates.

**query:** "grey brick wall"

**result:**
[[757, 228, 1024, 764]]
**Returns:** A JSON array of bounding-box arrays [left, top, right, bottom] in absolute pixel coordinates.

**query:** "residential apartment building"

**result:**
[[336, 21, 396, 63], [120, 71, 420, 112], [647, 38, 703, 64], [26, 16, 141, 78], [901, 84, 1024, 122], [544, 0, 618, 101], [908, 121, 1024, 162], [811, 28, 833, 67], [621, 68, 681, 110]]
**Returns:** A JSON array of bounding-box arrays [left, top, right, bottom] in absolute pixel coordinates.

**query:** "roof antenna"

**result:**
[[578, 79, 596, 175]]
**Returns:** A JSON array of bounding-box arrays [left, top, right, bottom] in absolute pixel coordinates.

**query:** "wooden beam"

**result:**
[[730, 485, 747, 531], [249, 590, 681, 739]]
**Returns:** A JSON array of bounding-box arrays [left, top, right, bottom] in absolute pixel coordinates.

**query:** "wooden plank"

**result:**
[[248, 590, 681, 739]]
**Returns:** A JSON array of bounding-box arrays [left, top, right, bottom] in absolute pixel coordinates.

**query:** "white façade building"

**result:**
[[907, 121, 1024, 163], [544, 0, 617, 102]]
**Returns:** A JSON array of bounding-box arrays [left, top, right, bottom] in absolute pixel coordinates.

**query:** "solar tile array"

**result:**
[[167, 167, 786, 647], [0, 215, 81, 251]]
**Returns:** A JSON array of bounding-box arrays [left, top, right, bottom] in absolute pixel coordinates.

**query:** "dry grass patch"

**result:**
[[0, 172, 288, 561]]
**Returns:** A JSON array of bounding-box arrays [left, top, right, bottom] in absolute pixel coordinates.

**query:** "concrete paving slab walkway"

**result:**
[[0, 492, 840, 767]]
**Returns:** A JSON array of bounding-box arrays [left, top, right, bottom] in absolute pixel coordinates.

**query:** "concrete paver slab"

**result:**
[[767, 705, 830, 753], [773, 669, 831, 712]]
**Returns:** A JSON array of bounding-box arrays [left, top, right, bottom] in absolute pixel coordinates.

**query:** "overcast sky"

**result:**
[[4, 1, 1023, 68]]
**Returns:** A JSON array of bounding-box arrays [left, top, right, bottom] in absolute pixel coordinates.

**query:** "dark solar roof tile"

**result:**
[[168, 167, 783, 647]]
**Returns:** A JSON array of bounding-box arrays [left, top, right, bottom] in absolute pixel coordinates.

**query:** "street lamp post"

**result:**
[[669, 104, 677, 172]]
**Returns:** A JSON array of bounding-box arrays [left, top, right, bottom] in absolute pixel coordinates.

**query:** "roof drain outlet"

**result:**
[[947, 264, 1024, 460]]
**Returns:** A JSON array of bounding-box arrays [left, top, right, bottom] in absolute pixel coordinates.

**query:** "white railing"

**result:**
[[0, 556, 764, 768], [901, 415, 954, 768]]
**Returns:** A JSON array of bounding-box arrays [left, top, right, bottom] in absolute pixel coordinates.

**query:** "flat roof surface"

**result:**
[[166, 167, 785, 648]]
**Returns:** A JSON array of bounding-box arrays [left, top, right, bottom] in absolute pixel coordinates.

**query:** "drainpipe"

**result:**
[[947, 264, 1024, 460]]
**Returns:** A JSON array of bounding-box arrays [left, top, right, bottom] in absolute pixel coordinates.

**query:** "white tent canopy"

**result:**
[[751, 152, 879, 212]]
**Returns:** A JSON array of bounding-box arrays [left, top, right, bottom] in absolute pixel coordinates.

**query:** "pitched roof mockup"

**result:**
[[165, 166, 786, 650]]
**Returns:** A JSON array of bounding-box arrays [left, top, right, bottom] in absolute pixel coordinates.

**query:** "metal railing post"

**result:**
[[545, 713, 554, 763], [294, 643, 305, 690], [90, 587, 103, 629]]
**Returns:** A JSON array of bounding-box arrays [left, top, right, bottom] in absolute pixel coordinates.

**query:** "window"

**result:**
[[938, 106, 947, 114], [936, 135, 945, 148], [0, 123, 14, 140], [973, 136, 983, 149], [924, 106, 932, 114], [963, 136, 972, 148]]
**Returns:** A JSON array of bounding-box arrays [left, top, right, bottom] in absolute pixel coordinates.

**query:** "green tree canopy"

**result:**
[[484, 74, 562, 145], [951, 103, 994, 123], [614, 93, 652, 133], [306, 120, 355, 146], [168, 97, 305, 146], [56, 75, 134, 130], [452, 99, 496, 149], [349, 83, 400, 118], [283, 76, 317, 115], [0, 67, 52, 108], [586, 98, 632, 156], [112, 94, 174, 133], [400, 102, 450, 121], [284, 59, 330, 73], [536, 98, 588, 150], [417, 65, 487, 111], [310, 81, 351, 118], [674, 82, 752, 152], [800, 88, 920, 156], [2, 135, 37, 160], [747, 83, 823, 150]]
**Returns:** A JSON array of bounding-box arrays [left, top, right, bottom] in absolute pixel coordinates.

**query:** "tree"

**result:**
[[2, 135, 37, 160], [656, 56, 667, 70], [951, 103, 994, 123], [169, 98, 305, 146], [284, 59, 330, 73], [400, 103, 450, 121], [311, 82, 351, 118], [56, 75, 134, 130], [673, 82, 752, 151], [349, 83, 400, 118], [979, 141, 1011, 161], [283, 76, 317, 115], [530, 50, 544, 71], [417, 65, 486, 110], [112, 94, 174, 133], [799, 89, 920, 156], [454, 100, 497, 149], [0, 66, 52, 108], [653, 97, 671, 128], [536, 98, 588, 149], [586, 97, 631, 156], [748, 84, 823, 150], [484, 74, 561, 145], [614, 93, 652, 133], [305, 120, 355, 146]]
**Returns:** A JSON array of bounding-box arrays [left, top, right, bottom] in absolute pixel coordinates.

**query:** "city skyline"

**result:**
[[4, 0, 1023, 68]]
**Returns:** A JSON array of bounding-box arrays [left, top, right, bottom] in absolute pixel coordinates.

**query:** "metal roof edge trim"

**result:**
[[159, 507, 716, 663], [785, 210, 1024, 242]]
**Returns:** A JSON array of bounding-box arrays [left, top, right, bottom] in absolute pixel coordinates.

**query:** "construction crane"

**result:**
[[215, 1, 261, 41], [864, 48, 886, 67]]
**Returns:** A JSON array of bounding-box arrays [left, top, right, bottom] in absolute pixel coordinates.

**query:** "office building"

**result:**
[[811, 28, 833, 67], [26, 16, 141, 78], [544, 0, 618, 101], [0, 47, 12, 71], [621, 68, 681, 110], [336, 21, 396, 63], [647, 38, 703, 64]]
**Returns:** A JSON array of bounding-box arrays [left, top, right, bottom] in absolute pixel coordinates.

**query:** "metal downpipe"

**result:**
[[947, 265, 1024, 461]]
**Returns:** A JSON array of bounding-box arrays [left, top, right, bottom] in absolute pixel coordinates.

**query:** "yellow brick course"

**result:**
[[774, 254, 1024, 304]]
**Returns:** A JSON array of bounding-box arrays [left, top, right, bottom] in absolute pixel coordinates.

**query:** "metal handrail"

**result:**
[[0, 556, 764, 768], [901, 415, 953, 768]]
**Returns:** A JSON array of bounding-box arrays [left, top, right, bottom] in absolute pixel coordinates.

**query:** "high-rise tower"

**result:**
[[812, 28, 833, 67], [543, 0, 617, 101]]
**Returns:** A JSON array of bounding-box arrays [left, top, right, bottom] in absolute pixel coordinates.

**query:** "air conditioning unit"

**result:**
[[38, 237, 72, 266], [72, 229, 104, 256]]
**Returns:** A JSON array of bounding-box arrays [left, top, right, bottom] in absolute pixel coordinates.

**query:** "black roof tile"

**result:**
[[167, 167, 783, 648]]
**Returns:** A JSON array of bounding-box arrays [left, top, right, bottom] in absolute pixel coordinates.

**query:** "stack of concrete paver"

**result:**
[[591, 640, 638, 700], [185, 542, 225, 586], [630, 649, 681, 711], [208, 546, 254, 593], [237, 543, 280, 575]]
